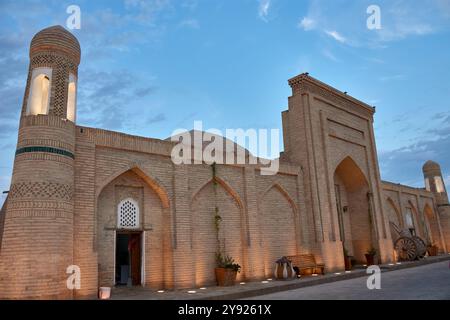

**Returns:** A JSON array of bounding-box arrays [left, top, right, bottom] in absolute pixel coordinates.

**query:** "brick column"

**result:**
[[172, 164, 195, 288]]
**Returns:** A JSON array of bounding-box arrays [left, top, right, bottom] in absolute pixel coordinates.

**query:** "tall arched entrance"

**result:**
[[96, 168, 171, 289], [333, 157, 374, 264]]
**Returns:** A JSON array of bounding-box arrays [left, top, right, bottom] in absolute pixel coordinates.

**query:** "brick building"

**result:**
[[0, 26, 449, 299]]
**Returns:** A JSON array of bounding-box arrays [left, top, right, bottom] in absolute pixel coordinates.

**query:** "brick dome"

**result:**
[[30, 25, 81, 65], [423, 160, 441, 171]]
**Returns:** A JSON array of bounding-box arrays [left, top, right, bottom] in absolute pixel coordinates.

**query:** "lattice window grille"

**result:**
[[118, 198, 139, 229]]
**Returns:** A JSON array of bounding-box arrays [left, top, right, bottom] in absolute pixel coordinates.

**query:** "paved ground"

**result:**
[[245, 260, 450, 300], [109, 256, 450, 300]]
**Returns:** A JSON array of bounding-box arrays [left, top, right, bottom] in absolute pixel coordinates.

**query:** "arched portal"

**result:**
[[191, 177, 244, 286], [96, 169, 170, 289], [260, 184, 298, 277], [333, 157, 373, 263]]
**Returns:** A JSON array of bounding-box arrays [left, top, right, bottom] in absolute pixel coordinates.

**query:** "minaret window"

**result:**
[[26, 68, 52, 116], [425, 178, 430, 192], [66, 73, 77, 122], [435, 176, 445, 193]]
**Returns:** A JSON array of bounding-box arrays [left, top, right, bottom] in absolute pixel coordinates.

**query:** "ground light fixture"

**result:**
[[157, 290, 164, 293], [187, 290, 197, 294]]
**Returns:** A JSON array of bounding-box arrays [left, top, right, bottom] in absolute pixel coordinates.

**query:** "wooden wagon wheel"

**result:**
[[394, 237, 417, 261], [413, 236, 427, 259]]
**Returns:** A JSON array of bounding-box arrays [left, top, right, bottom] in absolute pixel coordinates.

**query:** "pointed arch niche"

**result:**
[[259, 183, 298, 277], [386, 198, 402, 242], [423, 204, 441, 246], [95, 167, 172, 289], [190, 177, 245, 286], [333, 156, 374, 263]]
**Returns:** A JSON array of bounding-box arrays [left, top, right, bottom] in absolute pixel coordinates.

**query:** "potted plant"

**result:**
[[365, 247, 377, 266], [343, 247, 352, 271], [215, 252, 241, 286], [427, 243, 439, 256]]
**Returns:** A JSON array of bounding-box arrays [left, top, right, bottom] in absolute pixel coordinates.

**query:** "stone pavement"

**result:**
[[246, 260, 450, 300], [110, 255, 450, 300]]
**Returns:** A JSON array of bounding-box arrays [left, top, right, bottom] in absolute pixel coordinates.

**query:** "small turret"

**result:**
[[423, 160, 449, 206]]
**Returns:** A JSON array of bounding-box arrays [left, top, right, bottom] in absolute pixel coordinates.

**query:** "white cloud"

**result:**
[[258, 0, 271, 22], [179, 18, 200, 29], [322, 49, 339, 62], [298, 17, 316, 31], [377, 23, 434, 42], [297, 0, 449, 48], [325, 30, 346, 43]]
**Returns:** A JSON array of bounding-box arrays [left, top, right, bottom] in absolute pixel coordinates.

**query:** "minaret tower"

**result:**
[[423, 160, 449, 206], [423, 160, 450, 252], [0, 26, 80, 299]]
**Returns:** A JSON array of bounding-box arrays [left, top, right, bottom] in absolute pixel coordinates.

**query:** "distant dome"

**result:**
[[30, 25, 81, 64], [423, 160, 441, 171]]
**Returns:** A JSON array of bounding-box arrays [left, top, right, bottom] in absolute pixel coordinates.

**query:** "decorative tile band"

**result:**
[[9, 181, 73, 201], [16, 146, 74, 159]]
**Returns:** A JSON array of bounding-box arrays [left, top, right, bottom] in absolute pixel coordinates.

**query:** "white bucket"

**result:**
[[99, 287, 111, 300]]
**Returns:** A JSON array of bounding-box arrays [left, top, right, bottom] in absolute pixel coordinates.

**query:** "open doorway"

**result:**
[[115, 232, 142, 286], [334, 157, 374, 264]]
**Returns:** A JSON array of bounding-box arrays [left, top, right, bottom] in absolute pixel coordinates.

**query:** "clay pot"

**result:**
[[274, 262, 296, 280], [344, 256, 352, 271], [365, 254, 376, 266], [215, 268, 237, 286]]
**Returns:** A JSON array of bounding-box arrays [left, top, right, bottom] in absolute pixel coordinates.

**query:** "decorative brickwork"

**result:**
[[9, 182, 73, 200], [1, 25, 449, 300]]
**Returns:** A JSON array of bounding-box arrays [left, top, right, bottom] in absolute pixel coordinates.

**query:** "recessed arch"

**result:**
[[406, 200, 422, 237], [386, 197, 402, 228], [190, 175, 245, 286], [386, 197, 402, 241], [96, 167, 171, 289], [261, 182, 299, 214], [333, 156, 369, 192], [259, 182, 299, 277], [333, 156, 373, 263], [423, 203, 440, 246], [96, 164, 170, 209], [191, 176, 244, 211]]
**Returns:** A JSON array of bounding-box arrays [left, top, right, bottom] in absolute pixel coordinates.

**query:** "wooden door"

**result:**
[[129, 233, 141, 286]]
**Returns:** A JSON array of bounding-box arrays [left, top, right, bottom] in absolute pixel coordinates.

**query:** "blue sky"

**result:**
[[1, 0, 450, 206]]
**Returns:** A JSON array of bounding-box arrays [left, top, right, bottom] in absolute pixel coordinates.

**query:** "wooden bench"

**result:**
[[286, 254, 325, 276]]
